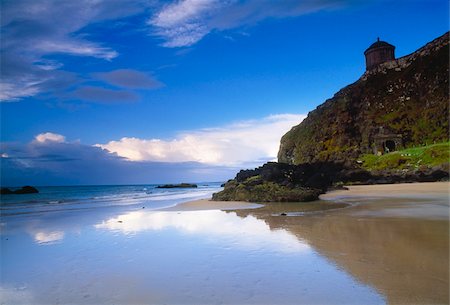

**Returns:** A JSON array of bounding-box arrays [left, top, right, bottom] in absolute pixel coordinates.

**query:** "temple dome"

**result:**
[[364, 37, 395, 70], [364, 38, 395, 55]]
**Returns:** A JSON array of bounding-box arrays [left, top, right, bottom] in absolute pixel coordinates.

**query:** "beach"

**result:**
[[1, 182, 448, 304]]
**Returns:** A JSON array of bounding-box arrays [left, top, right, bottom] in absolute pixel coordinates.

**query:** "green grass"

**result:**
[[360, 142, 450, 171]]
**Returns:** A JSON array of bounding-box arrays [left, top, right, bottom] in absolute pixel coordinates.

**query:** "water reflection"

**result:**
[[95, 210, 311, 253], [33, 230, 64, 244], [234, 198, 450, 305], [2, 207, 386, 304]]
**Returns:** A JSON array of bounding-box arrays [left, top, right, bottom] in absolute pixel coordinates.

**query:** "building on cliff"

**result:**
[[372, 127, 403, 155], [364, 38, 395, 70]]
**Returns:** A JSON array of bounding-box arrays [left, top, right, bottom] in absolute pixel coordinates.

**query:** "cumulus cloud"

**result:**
[[0, 113, 304, 185], [97, 113, 305, 165], [149, 0, 349, 47], [93, 69, 164, 89], [34, 132, 66, 143], [0, 135, 238, 186]]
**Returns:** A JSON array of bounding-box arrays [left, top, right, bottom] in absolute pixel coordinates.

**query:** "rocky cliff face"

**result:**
[[278, 32, 449, 165]]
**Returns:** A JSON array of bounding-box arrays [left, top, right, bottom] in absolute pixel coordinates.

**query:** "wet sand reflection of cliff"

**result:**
[[233, 198, 449, 305]]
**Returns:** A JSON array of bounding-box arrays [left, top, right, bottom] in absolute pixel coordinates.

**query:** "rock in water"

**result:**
[[156, 183, 198, 189], [1, 187, 14, 194], [1, 186, 39, 194], [14, 186, 39, 194]]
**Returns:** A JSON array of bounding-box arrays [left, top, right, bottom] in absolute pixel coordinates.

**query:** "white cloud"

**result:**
[[35, 132, 66, 143], [149, 0, 348, 47], [35, 40, 118, 60], [97, 113, 305, 165], [0, 0, 155, 101], [0, 81, 43, 102], [149, 0, 221, 47]]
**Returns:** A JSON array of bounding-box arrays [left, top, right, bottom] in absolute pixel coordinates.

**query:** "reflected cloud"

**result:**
[[33, 230, 64, 245], [95, 210, 310, 253]]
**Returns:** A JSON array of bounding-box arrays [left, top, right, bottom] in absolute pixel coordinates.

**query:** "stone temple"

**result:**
[[364, 38, 395, 70]]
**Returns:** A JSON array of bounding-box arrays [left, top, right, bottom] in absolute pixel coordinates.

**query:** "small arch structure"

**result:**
[[372, 127, 403, 155]]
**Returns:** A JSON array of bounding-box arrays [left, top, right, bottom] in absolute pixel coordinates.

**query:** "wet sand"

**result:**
[[1, 182, 448, 304], [229, 182, 450, 305], [161, 198, 263, 211]]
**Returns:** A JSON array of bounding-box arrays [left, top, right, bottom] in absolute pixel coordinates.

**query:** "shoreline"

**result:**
[[165, 181, 449, 212], [320, 181, 449, 200], [160, 198, 263, 211]]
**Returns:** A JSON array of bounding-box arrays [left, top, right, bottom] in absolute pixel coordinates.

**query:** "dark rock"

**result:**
[[1, 187, 13, 194], [338, 169, 373, 183], [156, 183, 198, 189], [13, 186, 39, 194], [1, 186, 39, 195]]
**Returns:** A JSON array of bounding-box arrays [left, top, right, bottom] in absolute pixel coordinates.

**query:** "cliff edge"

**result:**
[[278, 32, 449, 165]]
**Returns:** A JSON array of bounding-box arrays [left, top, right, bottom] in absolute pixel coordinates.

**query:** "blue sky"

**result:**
[[1, 0, 448, 185]]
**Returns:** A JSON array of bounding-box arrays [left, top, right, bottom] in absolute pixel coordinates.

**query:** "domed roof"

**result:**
[[365, 38, 395, 53]]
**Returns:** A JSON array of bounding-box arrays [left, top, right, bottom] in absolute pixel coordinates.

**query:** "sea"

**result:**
[[0, 183, 223, 216]]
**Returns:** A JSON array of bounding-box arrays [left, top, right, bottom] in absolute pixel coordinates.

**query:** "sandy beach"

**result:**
[[1, 182, 448, 304], [167, 181, 449, 304], [321, 181, 449, 200], [161, 198, 263, 211]]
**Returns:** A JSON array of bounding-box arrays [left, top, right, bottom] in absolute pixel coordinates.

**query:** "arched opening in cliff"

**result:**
[[384, 140, 396, 153]]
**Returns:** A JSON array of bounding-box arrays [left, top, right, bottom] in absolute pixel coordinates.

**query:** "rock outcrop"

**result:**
[[212, 161, 448, 202], [1, 186, 39, 194], [278, 32, 449, 165], [156, 183, 198, 188]]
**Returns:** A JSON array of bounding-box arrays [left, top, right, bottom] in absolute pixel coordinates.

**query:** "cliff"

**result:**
[[278, 32, 449, 165], [212, 32, 449, 202]]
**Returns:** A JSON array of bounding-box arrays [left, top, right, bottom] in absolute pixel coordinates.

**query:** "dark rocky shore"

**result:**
[[212, 162, 448, 202]]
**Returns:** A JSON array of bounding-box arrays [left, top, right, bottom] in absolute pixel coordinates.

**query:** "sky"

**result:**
[[0, 0, 448, 186]]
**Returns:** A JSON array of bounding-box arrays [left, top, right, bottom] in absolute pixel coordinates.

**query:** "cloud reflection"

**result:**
[[95, 210, 310, 253], [33, 231, 64, 245]]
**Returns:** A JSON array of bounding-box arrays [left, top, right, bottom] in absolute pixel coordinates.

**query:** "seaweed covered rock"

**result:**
[[212, 162, 346, 202], [212, 178, 321, 202]]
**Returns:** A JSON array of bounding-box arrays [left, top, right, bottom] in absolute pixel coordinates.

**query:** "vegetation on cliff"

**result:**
[[360, 142, 449, 171], [278, 32, 449, 165]]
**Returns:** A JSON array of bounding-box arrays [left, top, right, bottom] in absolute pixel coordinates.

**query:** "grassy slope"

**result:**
[[360, 142, 449, 171]]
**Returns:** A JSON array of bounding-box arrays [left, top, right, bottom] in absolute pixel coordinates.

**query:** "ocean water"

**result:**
[[0, 183, 223, 216]]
